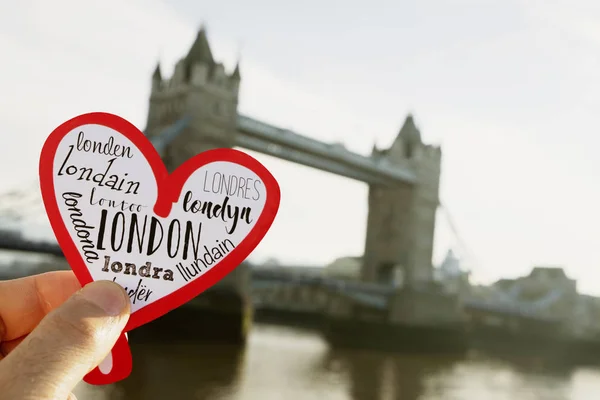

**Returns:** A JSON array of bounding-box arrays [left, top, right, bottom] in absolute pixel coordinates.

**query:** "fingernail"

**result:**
[[80, 281, 128, 316]]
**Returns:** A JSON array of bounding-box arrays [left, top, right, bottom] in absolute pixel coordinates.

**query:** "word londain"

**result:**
[[58, 145, 140, 194], [95, 209, 203, 261]]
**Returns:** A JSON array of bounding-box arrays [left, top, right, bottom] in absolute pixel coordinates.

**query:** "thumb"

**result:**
[[0, 280, 130, 399]]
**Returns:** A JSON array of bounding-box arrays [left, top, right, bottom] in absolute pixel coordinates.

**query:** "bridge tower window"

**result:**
[[404, 141, 413, 159], [377, 262, 396, 284]]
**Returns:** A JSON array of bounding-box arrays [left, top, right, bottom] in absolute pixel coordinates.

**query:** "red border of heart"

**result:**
[[39, 112, 281, 332]]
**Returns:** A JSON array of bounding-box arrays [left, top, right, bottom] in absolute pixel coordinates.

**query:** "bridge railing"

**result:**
[[237, 115, 417, 184], [0, 231, 248, 298], [0, 231, 64, 257], [149, 116, 192, 154]]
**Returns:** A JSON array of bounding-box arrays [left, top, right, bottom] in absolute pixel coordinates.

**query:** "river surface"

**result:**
[[72, 323, 600, 400]]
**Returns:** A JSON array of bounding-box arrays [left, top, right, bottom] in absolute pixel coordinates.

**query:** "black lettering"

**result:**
[[110, 211, 126, 251], [124, 263, 137, 276], [61, 192, 98, 263], [167, 220, 181, 258], [180, 192, 253, 235]]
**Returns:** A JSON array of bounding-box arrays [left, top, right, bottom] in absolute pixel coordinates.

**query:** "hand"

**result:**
[[0, 271, 131, 399]]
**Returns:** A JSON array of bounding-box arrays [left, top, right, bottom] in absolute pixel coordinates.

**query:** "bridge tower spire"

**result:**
[[362, 114, 442, 286], [144, 27, 241, 171], [151, 61, 162, 92]]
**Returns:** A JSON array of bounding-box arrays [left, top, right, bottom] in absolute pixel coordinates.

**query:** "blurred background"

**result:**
[[2, 0, 600, 398]]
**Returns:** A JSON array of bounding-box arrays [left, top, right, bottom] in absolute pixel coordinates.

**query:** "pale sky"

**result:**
[[2, 0, 600, 294]]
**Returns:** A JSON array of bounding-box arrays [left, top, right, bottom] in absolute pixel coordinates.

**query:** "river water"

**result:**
[[72, 323, 600, 400]]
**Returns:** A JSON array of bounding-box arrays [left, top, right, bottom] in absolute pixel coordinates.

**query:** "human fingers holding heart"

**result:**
[[39, 113, 281, 385], [0, 272, 130, 399]]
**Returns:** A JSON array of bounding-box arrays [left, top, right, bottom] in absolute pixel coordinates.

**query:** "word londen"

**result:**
[[95, 209, 203, 261]]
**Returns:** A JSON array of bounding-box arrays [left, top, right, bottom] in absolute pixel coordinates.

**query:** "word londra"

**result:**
[[102, 255, 174, 281]]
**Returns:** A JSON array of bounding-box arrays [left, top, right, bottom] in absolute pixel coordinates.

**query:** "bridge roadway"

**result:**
[[0, 235, 397, 309], [0, 234, 394, 295], [0, 234, 568, 323], [0, 105, 421, 332], [149, 115, 417, 186], [0, 234, 468, 319]]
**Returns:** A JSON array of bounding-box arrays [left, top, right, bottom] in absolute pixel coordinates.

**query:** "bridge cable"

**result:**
[[438, 201, 482, 275]]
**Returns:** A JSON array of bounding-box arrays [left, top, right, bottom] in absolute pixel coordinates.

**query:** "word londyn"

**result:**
[[102, 255, 174, 281], [182, 191, 253, 235]]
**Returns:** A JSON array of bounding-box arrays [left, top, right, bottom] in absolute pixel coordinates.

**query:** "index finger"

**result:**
[[0, 271, 81, 341]]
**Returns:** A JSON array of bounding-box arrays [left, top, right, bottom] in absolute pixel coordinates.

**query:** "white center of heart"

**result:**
[[50, 124, 267, 313]]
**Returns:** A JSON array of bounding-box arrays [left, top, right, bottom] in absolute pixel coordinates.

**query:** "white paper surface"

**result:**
[[51, 124, 266, 313]]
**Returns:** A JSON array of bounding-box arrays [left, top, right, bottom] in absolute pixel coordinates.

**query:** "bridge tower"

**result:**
[[362, 115, 441, 286], [144, 26, 241, 172], [142, 27, 251, 342]]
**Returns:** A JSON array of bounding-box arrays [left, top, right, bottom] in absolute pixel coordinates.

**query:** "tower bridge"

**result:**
[[146, 27, 442, 287], [0, 27, 450, 344]]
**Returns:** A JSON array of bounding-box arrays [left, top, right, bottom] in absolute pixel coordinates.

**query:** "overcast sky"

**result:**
[[2, 0, 600, 293]]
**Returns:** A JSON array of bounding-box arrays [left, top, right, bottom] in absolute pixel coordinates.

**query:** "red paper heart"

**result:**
[[38, 112, 280, 384], [40, 112, 280, 331], [82, 334, 132, 385]]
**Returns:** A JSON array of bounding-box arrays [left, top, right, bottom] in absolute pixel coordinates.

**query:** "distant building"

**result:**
[[324, 256, 362, 281], [569, 294, 600, 339], [465, 265, 600, 339], [260, 258, 280, 268], [478, 266, 578, 319], [251, 261, 324, 279], [278, 265, 324, 278], [434, 250, 470, 295]]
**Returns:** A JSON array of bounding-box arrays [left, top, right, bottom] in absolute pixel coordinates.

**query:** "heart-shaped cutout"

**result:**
[[39, 112, 280, 385], [40, 112, 280, 332]]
